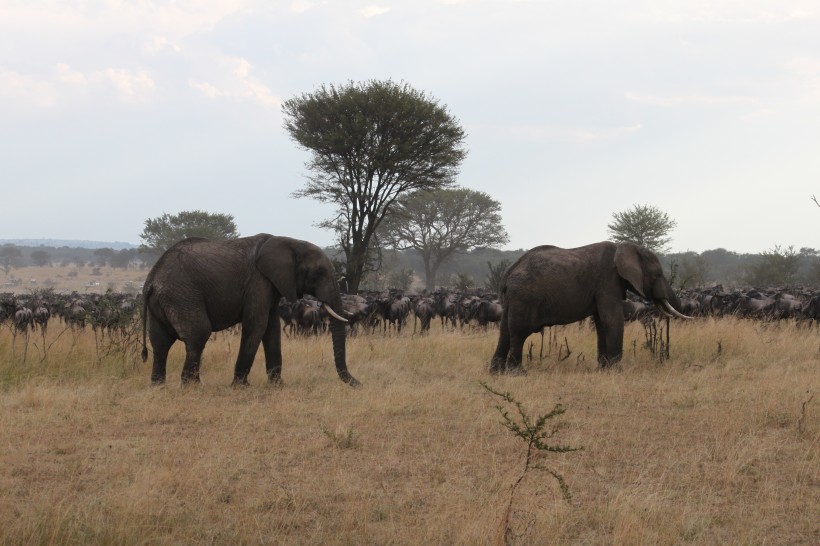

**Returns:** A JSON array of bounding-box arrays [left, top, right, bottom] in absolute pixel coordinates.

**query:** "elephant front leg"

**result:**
[[232, 322, 266, 387], [593, 313, 624, 368], [262, 312, 283, 385]]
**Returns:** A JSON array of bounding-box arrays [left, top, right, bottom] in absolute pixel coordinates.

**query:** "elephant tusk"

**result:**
[[324, 304, 349, 323], [658, 306, 675, 319], [661, 299, 694, 320]]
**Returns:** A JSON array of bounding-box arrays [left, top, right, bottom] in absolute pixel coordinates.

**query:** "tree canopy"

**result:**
[[1, 245, 23, 274], [744, 245, 801, 286], [607, 204, 677, 253], [380, 187, 509, 289], [485, 259, 513, 293], [30, 249, 52, 267], [139, 210, 239, 253], [282, 79, 467, 292]]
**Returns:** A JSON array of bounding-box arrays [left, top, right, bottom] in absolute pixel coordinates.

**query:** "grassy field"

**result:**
[[0, 317, 817, 545], [3, 265, 146, 295]]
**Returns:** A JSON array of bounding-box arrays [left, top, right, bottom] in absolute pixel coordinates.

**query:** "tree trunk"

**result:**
[[344, 248, 365, 294], [424, 260, 440, 291]]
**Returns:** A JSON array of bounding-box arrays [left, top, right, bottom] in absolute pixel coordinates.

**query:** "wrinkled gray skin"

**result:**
[[141, 234, 359, 387], [491, 241, 688, 374]]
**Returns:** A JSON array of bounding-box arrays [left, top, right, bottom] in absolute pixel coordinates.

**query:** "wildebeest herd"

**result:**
[[0, 289, 138, 335], [628, 285, 820, 323], [2, 284, 819, 338]]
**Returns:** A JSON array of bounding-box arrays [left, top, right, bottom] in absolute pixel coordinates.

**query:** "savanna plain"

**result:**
[[0, 313, 817, 545]]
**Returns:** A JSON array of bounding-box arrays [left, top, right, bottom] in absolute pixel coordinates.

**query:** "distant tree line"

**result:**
[[364, 245, 820, 292], [3, 241, 818, 292], [1, 243, 158, 272]]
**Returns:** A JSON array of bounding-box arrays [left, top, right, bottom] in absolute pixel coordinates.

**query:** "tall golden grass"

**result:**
[[0, 318, 817, 545]]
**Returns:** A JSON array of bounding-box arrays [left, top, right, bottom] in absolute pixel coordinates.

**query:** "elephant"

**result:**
[[141, 234, 359, 387], [490, 241, 692, 374]]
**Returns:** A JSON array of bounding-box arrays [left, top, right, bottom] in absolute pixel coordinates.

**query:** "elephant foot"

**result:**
[[338, 371, 362, 388], [505, 365, 527, 377], [597, 355, 623, 370], [231, 377, 250, 388], [150, 376, 166, 386], [488, 357, 506, 374], [267, 375, 284, 387]]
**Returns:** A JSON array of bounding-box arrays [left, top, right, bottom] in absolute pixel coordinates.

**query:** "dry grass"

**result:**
[[4, 265, 146, 294], [0, 318, 818, 545]]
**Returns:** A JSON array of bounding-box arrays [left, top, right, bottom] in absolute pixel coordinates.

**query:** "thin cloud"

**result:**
[[188, 80, 224, 99], [97, 68, 156, 103], [143, 36, 182, 55], [291, 0, 328, 13], [189, 56, 280, 109], [360, 5, 390, 17], [56, 63, 88, 87], [0, 69, 56, 108]]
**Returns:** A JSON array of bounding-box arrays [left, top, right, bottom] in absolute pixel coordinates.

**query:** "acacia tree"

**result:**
[[486, 259, 512, 293], [94, 248, 115, 267], [607, 204, 676, 253], [745, 245, 800, 286], [1, 245, 23, 274], [380, 188, 509, 289], [139, 210, 239, 254], [282, 79, 467, 293], [30, 249, 52, 267]]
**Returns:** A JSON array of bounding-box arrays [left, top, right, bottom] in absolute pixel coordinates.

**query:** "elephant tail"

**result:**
[[141, 285, 152, 362]]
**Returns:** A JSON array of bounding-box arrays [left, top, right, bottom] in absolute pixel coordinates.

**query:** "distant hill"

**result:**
[[0, 239, 137, 250]]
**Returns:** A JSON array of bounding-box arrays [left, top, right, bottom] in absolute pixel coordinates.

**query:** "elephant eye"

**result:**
[[308, 268, 325, 283]]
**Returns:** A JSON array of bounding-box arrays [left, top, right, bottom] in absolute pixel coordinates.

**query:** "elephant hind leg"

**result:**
[[504, 331, 528, 375], [492, 305, 528, 376], [181, 332, 210, 384], [148, 320, 176, 385], [490, 306, 510, 373]]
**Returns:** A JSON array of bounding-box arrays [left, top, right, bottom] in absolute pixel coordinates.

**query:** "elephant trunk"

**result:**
[[329, 311, 360, 387]]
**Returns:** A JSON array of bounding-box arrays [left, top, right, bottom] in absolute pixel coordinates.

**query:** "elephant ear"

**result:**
[[614, 243, 647, 299], [256, 237, 299, 302]]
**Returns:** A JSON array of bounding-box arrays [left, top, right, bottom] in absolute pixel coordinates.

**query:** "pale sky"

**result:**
[[2, 0, 819, 254]]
